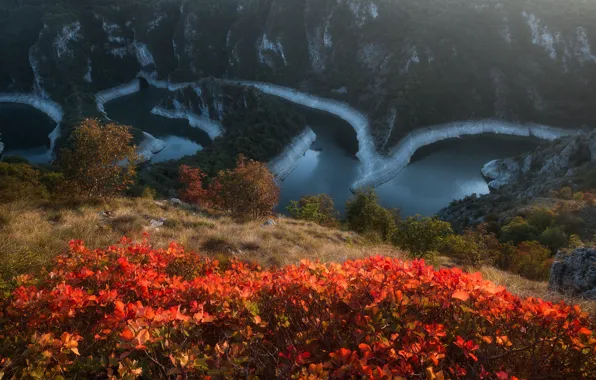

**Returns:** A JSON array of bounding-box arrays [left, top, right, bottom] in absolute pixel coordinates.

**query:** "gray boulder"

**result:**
[[149, 218, 167, 228], [262, 219, 277, 227], [481, 157, 521, 190], [549, 248, 596, 300]]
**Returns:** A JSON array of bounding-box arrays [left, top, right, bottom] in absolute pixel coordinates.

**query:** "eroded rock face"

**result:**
[[549, 248, 596, 300], [481, 157, 521, 190]]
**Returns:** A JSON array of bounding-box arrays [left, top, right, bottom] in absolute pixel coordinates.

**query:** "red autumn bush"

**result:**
[[179, 155, 279, 220], [178, 165, 211, 206], [1, 238, 595, 379]]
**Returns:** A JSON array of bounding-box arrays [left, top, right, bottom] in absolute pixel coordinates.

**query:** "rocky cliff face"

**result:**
[[2, 0, 596, 153], [438, 130, 596, 229], [550, 247, 596, 300]]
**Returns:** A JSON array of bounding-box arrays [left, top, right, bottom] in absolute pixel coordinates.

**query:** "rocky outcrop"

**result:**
[[438, 130, 596, 230], [549, 248, 596, 300], [268, 127, 316, 180], [481, 158, 522, 190], [480, 130, 592, 191]]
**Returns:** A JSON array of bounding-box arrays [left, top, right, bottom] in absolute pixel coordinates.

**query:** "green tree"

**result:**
[[442, 224, 501, 267], [345, 189, 398, 242], [287, 194, 339, 227], [527, 208, 555, 232], [539, 226, 568, 253], [500, 217, 538, 245], [393, 215, 453, 258], [510, 241, 552, 281], [59, 119, 138, 200]]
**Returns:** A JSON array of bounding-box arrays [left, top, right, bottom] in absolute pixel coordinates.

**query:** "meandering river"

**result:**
[[276, 107, 539, 216], [1, 86, 540, 216]]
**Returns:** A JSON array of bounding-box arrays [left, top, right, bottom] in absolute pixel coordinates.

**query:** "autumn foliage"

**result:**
[[1, 238, 595, 379], [178, 165, 212, 206], [59, 119, 138, 199], [179, 155, 279, 220]]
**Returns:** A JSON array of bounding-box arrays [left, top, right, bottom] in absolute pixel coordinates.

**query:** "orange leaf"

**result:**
[[452, 291, 470, 302], [120, 328, 134, 341], [134, 329, 151, 347]]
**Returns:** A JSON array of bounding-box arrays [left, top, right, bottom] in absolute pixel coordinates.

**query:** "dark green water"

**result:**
[[0, 103, 55, 163], [104, 87, 212, 163]]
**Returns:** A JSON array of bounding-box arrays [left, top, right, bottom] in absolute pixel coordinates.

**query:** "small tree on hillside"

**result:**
[[179, 165, 211, 206], [59, 119, 138, 199], [345, 189, 398, 242], [287, 194, 339, 227], [211, 155, 279, 220], [393, 215, 453, 258]]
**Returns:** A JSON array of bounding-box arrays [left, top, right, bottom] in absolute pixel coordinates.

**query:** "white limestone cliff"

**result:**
[[268, 128, 317, 180], [151, 106, 223, 140], [137, 132, 167, 161], [95, 79, 141, 114]]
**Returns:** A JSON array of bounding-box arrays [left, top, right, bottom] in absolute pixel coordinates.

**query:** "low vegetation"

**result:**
[[287, 194, 340, 227], [179, 155, 279, 220], [0, 238, 594, 378]]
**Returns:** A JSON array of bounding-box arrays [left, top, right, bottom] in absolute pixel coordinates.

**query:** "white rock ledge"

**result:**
[[0, 93, 63, 123], [269, 127, 317, 180], [0, 93, 64, 161], [137, 132, 167, 161], [95, 79, 141, 114], [231, 82, 578, 191], [352, 121, 576, 191], [151, 106, 223, 140]]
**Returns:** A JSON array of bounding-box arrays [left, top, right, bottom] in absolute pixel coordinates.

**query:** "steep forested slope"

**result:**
[[2, 0, 596, 152]]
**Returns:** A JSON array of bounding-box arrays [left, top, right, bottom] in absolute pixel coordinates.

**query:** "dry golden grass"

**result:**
[[1, 197, 594, 317], [0, 198, 402, 279], [478, 266, 596, 316]]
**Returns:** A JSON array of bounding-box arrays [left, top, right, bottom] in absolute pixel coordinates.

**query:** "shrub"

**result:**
[[0, 237, 594, 379], [494, 242, 517, 270], [0, 162, 49, 203], [539, 226, 568, 253], [527, 208, 555, 231], [510, 241, 552, 281], [345, 189, 397, 242], [393, 215, 453, 258], [178, 165, 211, 206], [559, 187, 573, 200], [58, 119, 138, 200], [569, 234, 584, 249], [210, 155, 279, 220], [287, 194, 339, 227], [140, 186, 157, 200], [500, 217, 538, 245], [442, 225, 501, 267], [573, 191, 585, 201], [556, 212, 586, 235]]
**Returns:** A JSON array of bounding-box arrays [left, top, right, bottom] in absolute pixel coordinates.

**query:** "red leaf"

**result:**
[[579, 327, 592, 336]]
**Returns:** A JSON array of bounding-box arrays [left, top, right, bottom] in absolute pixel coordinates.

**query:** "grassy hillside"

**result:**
[[0, 197, 398, 279], [2, 196, 595, 315]]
